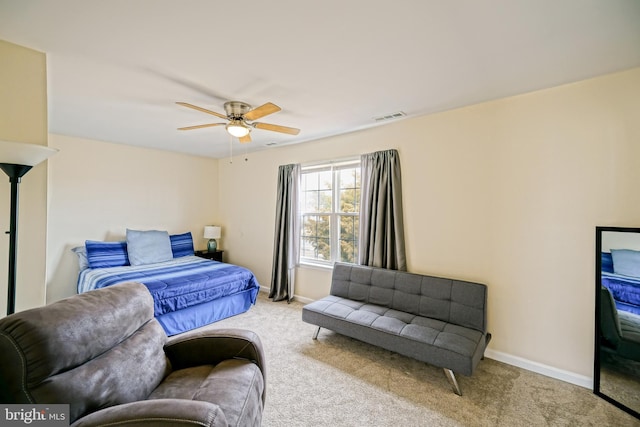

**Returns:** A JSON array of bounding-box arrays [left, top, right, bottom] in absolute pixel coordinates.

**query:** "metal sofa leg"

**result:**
[[312, 326, 321, 340], [443, 369, 462, 396], [482, 332, 492, 360]]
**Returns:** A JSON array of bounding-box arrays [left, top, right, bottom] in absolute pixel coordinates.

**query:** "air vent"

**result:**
[[373, 111, 406, 122], [265, 142, 278, 146]]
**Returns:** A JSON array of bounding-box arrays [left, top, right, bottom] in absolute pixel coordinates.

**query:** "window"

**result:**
[[300, 160, 361, 266]]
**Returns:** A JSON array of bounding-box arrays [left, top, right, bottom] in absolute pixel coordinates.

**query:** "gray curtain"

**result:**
[[270, 163, 300, 302], [358, 149, 407, 270]]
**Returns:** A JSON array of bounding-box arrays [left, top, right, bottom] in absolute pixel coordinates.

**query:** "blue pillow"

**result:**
[[601, 252, 614, 274], [126, 229, 173, 266], [71, 246, 90, 271], [611, 249, 640, 277], [170, 232, 195, 258], [85, 240, 130, 269]]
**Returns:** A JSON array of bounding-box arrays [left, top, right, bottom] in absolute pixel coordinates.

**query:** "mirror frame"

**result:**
[[594, 226, 640, 420]]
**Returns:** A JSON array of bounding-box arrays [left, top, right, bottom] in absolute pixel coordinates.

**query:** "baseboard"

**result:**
[[484, 348, 593, 389], [291, 294, 313, 304], [258, 286, 314, 304]]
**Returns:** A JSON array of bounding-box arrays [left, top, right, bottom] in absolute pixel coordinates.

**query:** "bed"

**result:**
[[601, 251, 640, 316], [74, 230, 260, 335]]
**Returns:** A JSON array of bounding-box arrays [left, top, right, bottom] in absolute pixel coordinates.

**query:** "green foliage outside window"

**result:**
[[301, 164, 360, 264]]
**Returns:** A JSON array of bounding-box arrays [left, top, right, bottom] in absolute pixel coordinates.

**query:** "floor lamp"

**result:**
[[0, 140, 58, 316]]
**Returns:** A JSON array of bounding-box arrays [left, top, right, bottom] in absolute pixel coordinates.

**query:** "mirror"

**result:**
[[595, 226, 640, 419]]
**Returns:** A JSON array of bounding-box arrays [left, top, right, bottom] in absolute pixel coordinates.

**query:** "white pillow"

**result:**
[[71, 246, 90, 271], [126, 229, 173, 266]]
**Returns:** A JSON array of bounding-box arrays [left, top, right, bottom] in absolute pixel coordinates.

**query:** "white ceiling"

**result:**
[[1, 0, 640, 159]]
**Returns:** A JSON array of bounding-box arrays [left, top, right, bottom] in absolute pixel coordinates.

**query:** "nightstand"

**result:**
[[195, 250, 224, 262]]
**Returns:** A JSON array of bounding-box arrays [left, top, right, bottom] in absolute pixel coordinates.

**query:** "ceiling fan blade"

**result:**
[[243, 102, 281, 121], [239, 134, 252, 144], [176, 102, 228, 120], [177, 123, 225, 131], [254, 122, 300, 135]]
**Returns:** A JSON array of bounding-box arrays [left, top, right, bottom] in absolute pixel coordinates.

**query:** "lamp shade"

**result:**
[[225, 121, 250, 138], [0, 140, 58, 167], [203, 226, 221, 239], [1, 140, 58, 315]]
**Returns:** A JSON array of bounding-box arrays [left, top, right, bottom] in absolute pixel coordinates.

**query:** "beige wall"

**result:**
[[0, 40, 49, 315], [45, 134, 219, 302], [218, 68, 640, 381], [5, 33, 640, 384]]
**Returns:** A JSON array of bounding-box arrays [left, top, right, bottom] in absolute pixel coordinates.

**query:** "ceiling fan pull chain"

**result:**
[[228, 134, 233, 164]]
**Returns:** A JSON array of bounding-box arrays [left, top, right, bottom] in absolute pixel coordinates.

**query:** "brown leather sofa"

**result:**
[[0, 282, 266, 426]]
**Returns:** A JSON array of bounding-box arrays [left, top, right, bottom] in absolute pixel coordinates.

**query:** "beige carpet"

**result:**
[[193, 292, 640, 426]]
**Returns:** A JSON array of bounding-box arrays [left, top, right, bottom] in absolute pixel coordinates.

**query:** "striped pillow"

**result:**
[[85, 240, 130, 268], [170, 232, 195, 258]]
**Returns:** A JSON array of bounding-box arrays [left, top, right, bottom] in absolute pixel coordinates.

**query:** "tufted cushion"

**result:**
[[329, 263, 487, 333], [303, 294, 485, 375]]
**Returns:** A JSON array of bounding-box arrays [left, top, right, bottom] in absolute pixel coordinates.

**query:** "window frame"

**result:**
[[299, 159, 361, 267]]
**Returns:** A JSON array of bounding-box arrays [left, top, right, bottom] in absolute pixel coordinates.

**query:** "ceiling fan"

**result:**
[[176, 101, 300, 143]]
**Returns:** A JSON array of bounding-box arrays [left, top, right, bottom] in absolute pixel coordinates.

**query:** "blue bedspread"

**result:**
[[78, 256, 260, 318], [602, 271, 640, 316]]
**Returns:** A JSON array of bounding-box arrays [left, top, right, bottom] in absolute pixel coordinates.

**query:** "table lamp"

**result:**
[[203, 226, 221, 252]]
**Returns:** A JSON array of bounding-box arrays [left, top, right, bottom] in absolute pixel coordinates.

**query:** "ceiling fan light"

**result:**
[[226, 120, 250, 138]]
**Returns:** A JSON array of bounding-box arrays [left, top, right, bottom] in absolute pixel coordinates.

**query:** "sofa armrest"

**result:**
[[165, 328, 267, 402], [71, 399, 227, 427]]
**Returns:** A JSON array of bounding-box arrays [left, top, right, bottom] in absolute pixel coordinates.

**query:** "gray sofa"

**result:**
[[302, 263, 490, 395], [0, 282, 265, 426]]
